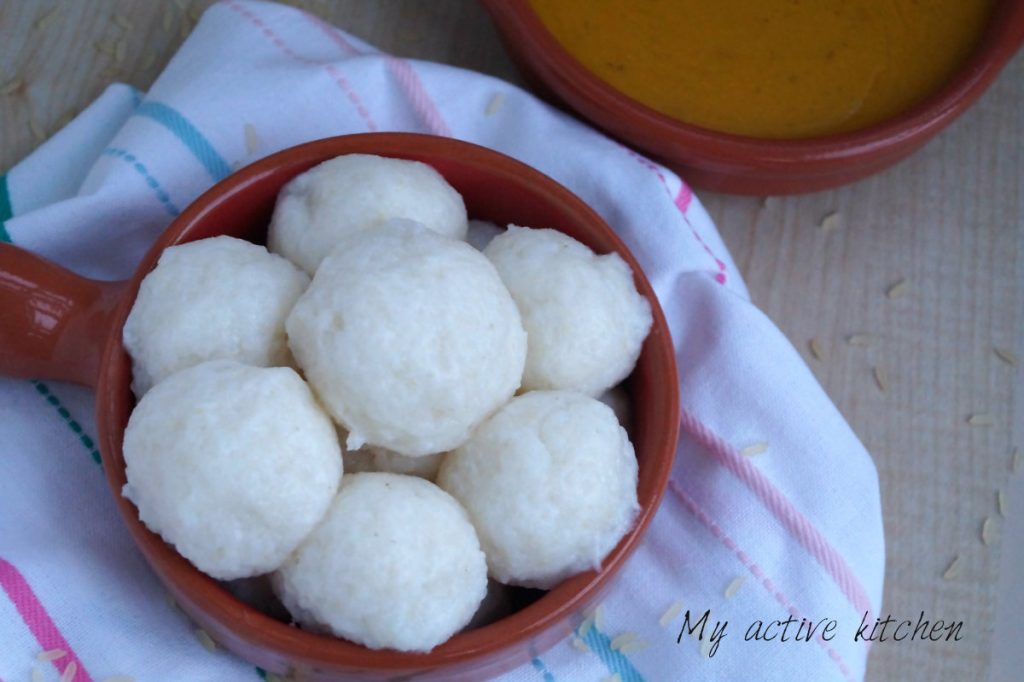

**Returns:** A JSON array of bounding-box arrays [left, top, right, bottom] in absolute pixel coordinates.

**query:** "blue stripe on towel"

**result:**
[[580, 624, 646, 682], [136, 101, 232, 182], [102, 147, 181, 216], [531, 657, 557, 682]]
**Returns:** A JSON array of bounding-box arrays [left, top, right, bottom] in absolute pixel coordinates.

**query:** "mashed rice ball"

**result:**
[[438, 390, 639, 589], [123, 236, 309, 397], [274, 473, 487, 652], [484, 226, 652, 396], [287, 219, 527, 457], [267, 154, 468, 274], [122, 360, 342, 580]]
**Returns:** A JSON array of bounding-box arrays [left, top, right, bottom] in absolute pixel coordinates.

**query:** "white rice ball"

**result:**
[[123, 236, 309, 397], [287, 220, 527, 457], [438, 390, 639, 589], [274, 473, 487, 652], [122, 360, 342, 580], [484, 226, 653, 396], [465, 219, 504, 251], [267, 154, 468, 274]]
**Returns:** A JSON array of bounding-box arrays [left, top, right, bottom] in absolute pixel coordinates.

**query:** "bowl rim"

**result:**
[[482, 0, 1024, 166], [96, 132, 681, 674]]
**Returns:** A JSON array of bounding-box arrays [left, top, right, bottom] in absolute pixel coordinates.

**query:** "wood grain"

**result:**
[[1, 2, 1020, 680]]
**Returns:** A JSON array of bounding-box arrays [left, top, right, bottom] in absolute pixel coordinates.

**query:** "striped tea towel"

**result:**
[[0, 2, 884, 681]]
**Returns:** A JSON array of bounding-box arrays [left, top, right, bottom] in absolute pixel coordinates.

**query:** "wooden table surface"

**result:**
[[1, 2, 1020, 680]]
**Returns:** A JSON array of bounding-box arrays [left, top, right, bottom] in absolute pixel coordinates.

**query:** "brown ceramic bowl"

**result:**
[[0, 133, 679, 680], [483, 0, 1024, 195]]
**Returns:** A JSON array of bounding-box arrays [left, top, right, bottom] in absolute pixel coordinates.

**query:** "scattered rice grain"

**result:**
[[485, 92, 505, 116], [886, 278, 909, 299], [571, 636, 589, 652], [942, 554, 961, 580], [35, 8, 59, 31], [998, 489, 1008, 517], [618, 638, 649, 654], [610, 631, 639, 651], [658, 600, 683, 628], [846, 334, 871, 347], [724, 576, 746, 599], [808, 338, 824, 361], [244, 123, 260, 154], [0, 78, 22, 95], [982, 516, 997, 545], [29, 119, 45, 142], [194, 628, 217, 652], [592, 603, 605, 630], [967, 413, 994, 427], [740, 442, 768, 457], [37, 648, 67, 662], [994, 347, 1018, 367], [819, 211, 842, 231], [60, 662, 77, 682], [577, 615, 595, 637], [873, 366, 890, 393]]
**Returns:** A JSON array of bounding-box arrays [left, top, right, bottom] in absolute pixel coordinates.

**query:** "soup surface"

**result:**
[[531, 0, 993, 138]]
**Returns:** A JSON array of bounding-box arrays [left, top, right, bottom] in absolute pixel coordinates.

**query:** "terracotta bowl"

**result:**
[[483, 0, 1024, 195], [0, 133, 679, 680]]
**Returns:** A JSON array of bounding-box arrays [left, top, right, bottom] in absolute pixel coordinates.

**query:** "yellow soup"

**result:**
[[531, 0, 993, 138]]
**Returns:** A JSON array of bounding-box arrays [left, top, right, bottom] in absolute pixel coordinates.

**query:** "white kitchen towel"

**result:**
[[0, 2, 884, 681]]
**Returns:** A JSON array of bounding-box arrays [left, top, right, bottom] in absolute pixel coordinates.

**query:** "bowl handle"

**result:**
[[0, 243, 129, 388]]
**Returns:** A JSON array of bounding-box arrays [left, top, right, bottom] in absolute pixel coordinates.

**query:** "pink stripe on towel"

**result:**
[[679, 408, 876, 623], [0, 558, 93, 681]]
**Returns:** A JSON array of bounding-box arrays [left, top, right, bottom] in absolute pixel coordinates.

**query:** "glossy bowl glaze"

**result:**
[[0, 133, 679, 680], [483, 0, 1024, 195]]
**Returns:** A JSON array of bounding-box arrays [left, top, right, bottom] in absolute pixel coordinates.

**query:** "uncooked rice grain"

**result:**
[[245, 123, 260, 154], [819, 211, 842, 231], [659, 600, 683, 628], [809, 338, 824, 361], [982, 517, 997, 545], [942, 554, 961, 580], [741, 442, 768, 457], [967, 413, 994, 427], [724, 576, 746, 599], [995, 347, 1018, 366], [36, 648, 66, 661], [578, 615, 595, 637], [485, 92, 505, 116], [998, 489, 1008, 517], [886, 279, 908, 298], [60, 662, 77, 682], [873, 366, 890, 393], [618, 638, 649, 654], [194, 628, 217, 652], [571, 636, 589, 651], [846, 334, 871, 347], [610, 632, 639, 650]]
